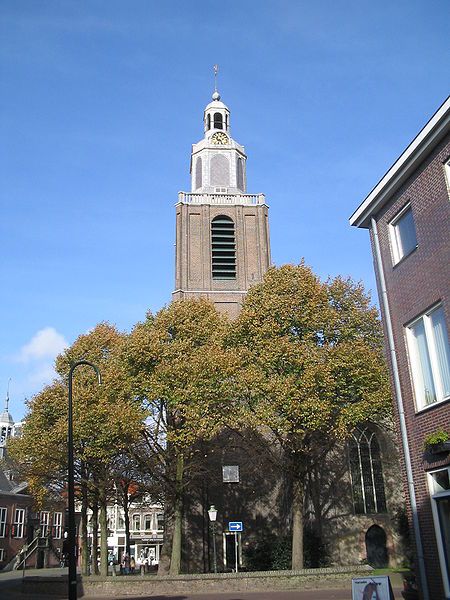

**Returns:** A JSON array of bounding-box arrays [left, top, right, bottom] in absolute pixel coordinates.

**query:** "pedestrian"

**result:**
[[122, 553, 130, 575], [130, 555, 136, 574], [142, 556, 149, 574]]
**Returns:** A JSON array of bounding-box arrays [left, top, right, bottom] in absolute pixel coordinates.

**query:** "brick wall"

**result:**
[[371, 133, 450, 600]]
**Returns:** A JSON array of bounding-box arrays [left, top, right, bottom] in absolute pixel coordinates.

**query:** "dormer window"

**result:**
[[213, 112, 223, 129]]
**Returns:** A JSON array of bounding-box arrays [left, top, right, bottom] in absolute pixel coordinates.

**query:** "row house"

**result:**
[[350, 96, 450, 599]]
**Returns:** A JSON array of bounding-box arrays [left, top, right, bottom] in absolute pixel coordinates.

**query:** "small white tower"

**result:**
[[0, 387, 15, 458]]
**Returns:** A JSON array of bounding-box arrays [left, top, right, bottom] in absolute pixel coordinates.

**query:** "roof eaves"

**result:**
[[350, 96, 450, 229]]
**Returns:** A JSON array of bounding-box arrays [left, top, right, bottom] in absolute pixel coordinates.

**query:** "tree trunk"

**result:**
[[157, 502, 172, 575], [91, 499, 99, 575], [122, 487, 131, 558], [291, 472, 304, 570], [80, 477, 90, 576], [168, 452, 184, 575], [99, 493, 109, 577]]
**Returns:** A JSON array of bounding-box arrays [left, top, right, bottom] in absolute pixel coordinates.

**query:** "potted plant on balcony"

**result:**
[[424, 430, 450, 455]]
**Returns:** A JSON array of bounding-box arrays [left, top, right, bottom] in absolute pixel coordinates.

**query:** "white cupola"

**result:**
[[203, 91, 231, 136], [190, 90, 247, 194]]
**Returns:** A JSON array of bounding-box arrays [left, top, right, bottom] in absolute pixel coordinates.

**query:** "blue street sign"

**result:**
[[228, 521, 243, 532]]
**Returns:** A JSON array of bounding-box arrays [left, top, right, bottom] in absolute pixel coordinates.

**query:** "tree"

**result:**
[[123, 299, 239, 575], [229, 264, 391, 569], [9, 323, 147, 576]]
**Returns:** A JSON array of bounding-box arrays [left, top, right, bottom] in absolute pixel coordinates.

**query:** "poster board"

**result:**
[[352, 576, 395, 600]]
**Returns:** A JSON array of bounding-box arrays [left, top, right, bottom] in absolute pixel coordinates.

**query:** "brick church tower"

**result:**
[[173, 85, 271, 317]]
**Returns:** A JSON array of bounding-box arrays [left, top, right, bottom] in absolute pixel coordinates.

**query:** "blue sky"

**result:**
[[1, 1, 449, 421]]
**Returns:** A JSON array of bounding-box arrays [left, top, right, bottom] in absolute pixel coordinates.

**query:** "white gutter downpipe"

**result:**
[[371, 217, 429, 600]]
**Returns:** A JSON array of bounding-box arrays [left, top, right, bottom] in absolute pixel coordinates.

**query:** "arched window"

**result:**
[[236, 157, 244, 191], [225, 114, 228, 130], [211, 216, 236, 279], [195, 157, 202, 189], [348, 426, 387, 514], [207, 114, 211, 130], [213, 112, 223, 129], [210, 154, 229, 187]]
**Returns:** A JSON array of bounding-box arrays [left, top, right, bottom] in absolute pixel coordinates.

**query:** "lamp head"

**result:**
[[208, 505, 217, 522]]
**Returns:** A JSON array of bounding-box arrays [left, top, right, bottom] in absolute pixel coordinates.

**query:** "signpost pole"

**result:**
[[235, 532, 238, 573]]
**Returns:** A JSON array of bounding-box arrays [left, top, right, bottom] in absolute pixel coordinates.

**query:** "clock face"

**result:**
[[211, 132, 229, 145]]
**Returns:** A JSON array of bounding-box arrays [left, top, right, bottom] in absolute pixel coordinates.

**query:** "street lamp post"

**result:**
[[68, 360, 101, 600], [208, 505, 218, 574]]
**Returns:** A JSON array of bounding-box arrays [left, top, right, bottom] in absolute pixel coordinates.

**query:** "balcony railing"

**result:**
[[178, 192, 266, 206]]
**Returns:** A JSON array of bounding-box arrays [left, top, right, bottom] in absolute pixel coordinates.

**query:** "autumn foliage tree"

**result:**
[[123, 299, 240, 575], [9, 323, 147, 576], [229, 264, 391, 569]]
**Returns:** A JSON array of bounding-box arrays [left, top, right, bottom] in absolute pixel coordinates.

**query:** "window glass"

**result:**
[[390, 206, 417, 263], [53, 512, 62, 539], [144, 515, 152, 531], [431, 469, 450, 494], [437, 498, 450, 576], [0, 508, 6, 537], [431, 308, 450, 397], [40, 511, 50, 536], [407, 305, 450, 409], [156, 513, 164, 531], [348, 427, 387, 514], [213, 112, 223, 129], [132, 515, 141, 531], [410, 318, 437, 405], [13, 508, 25, 538]]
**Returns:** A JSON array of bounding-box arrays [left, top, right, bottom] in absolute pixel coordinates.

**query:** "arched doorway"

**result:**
[[365, 525, 388, 568]]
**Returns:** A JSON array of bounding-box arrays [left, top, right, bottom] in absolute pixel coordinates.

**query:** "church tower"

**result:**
[[173, 84, 271, 318]]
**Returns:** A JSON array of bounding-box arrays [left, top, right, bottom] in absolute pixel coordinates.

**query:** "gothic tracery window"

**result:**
[[348, 426, 387, 514]]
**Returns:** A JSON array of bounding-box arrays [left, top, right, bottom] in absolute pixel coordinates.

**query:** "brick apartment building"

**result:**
[[350, 96, 450, 599], [0, 403, 65, 570]]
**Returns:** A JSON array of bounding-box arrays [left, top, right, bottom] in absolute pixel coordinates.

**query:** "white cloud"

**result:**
[[27, 363, 58, 387], [19, 327, 68, 363]]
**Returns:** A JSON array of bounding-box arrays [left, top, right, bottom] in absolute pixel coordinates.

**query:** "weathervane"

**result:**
[[213, 64, 219, 93], [5, 378, 11, 413]]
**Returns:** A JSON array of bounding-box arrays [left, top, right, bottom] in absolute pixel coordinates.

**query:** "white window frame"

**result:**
[[143, 514, 152, 532], [13, 508, 25, 538], [0, 507, 6, 538], [389, 203, 417, 264], [53, 512, 62, 539], [40, 511, 50, 536], [132, 514, 141, 532], [427, 467, 450, 598], [444, 158, 450, 194], [156, 513, 164, 532], [406, 303, 450, 411]]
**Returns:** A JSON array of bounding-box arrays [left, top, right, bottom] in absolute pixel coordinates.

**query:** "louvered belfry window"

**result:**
[[211, 216, 236, 279]]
